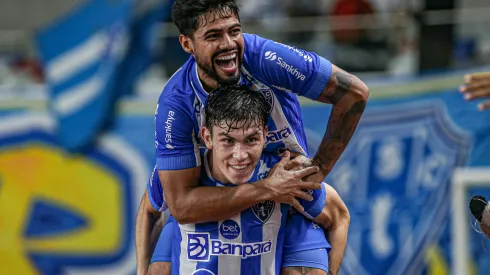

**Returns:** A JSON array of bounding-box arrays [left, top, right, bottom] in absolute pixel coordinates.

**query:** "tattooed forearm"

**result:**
[[313, 70, 367, 176], [313, 100, 366, 175]]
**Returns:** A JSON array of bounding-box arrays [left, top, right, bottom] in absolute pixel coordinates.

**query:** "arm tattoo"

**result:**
[[329, 72, 353, 105], [283, 267, 317, 275], [313, 71, 367, 175]]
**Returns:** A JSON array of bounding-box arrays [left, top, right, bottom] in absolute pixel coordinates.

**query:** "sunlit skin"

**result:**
[[179, 11, 244, 91], [201, 123, 268, 185]]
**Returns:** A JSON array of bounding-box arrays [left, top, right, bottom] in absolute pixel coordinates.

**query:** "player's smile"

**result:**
[[214, 50, 239, 76], [227, 161, 253, 181]]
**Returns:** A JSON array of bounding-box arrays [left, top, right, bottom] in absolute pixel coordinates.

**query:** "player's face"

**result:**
[[203, 123, 267, 185], [185, 12, 244, 86]]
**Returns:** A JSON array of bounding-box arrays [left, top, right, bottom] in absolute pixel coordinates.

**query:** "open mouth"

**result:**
[[214, 52, 238, 74], [229, 163, 250, 171]]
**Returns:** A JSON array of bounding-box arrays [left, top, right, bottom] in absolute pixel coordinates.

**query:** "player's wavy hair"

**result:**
[[172, 0, 240, 37], [205, 84, 269, 134]]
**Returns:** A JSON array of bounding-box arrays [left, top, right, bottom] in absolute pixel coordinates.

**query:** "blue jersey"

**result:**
[[154, 33, 332, 170], [171, 149, 325, 275]]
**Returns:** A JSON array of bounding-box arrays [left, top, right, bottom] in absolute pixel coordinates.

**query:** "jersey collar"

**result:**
[[190, 61, 247, 106]]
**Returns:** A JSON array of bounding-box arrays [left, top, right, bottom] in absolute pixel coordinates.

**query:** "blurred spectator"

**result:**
[[329, 0, 391, 72], [330, 0, 375, 44], [283, 0, 323, 47], [9, 55, 44, 83]]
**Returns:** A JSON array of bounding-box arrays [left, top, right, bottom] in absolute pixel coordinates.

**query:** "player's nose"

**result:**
[[220, 34, 236, 50], [232, 144, 248, 161]]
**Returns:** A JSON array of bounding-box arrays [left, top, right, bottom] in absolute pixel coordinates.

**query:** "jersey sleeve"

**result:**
[[146, 166, 168, 212], [299, 183, 327, 219], [243, 33, 332, 101], [155, 92, 200, 170], [263, 153, 326, 219]]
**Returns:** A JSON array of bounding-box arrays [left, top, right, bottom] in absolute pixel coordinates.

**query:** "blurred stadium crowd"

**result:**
[[1, 0, 490, 92]]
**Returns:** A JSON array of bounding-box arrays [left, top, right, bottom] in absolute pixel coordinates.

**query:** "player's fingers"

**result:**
[[293, 166, 319, 179], [288, 151, 302, 158], [299, 181, 323, 190], [460, 81, 490, 93], [479, 100, 490, 111], [284, 158, 302, 171], [464, 88, 490, 100], [291, 190, 313, 201], [276, 151, 290, 168], [464, 73, 490, 84], [289, 198, 305, 213]]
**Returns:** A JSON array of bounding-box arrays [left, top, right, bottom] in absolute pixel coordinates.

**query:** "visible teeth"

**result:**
[[216, 53, 236, 61], [232, 165, 247, 170]]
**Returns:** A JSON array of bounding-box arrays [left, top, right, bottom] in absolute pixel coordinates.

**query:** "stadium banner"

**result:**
[[1, 87, 490, 274], [303, 89, 490, 275], [36, 0, 170, 152]]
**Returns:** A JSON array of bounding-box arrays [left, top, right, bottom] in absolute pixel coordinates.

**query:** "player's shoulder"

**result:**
[[158, 56, 195, 106], [261, 151, 282, 166], [243, 33, 270, 55]]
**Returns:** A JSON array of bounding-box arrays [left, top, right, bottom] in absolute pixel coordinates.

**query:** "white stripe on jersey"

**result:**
[[192, 129, 201, 166], [218, 215, 243, 274], [178, 223, 198, 274], [261, 203, 283, 274], [269, 93, 307, 156], [241, 67, 307, 156]]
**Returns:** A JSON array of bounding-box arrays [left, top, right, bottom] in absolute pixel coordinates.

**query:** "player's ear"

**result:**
[[201, 126, 213, 149], [179, 34, 194, 54]]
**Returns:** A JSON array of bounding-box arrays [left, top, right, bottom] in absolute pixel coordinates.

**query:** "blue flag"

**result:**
[[37, 0, 171, 151]]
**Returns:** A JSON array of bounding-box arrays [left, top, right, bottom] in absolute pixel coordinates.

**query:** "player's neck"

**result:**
[[197, 67, 218, 93]]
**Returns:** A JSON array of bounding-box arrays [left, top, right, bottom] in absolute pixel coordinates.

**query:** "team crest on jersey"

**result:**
[[252, 200, 275, 223], [321, 102, 471, 275], [258, 89, 274, 114], [241, 70, 274, 113]]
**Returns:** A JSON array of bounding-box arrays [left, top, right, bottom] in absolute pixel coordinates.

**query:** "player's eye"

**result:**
[[247, 137, 257, 144], [223, 138, 234, 144], [230, 28, 241, 35], [206, 33, 219, 40]]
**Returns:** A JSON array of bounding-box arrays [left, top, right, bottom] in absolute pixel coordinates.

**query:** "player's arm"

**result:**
[[311, 65, 368, 179], [156, 95, 320, 224], [135, 190, 162, 275], [245, 34, 368, 179], [311, 184, 350, 275], [161, 152, 322, 224]]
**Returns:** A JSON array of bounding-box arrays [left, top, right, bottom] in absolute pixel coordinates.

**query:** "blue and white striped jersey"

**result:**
[[154, 33, 332, 170], [169, 149, 325, 275]]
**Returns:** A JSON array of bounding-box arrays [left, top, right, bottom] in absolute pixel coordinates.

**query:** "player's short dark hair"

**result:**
[[171, 0, 240, 37], [205, 84, 269, 134]]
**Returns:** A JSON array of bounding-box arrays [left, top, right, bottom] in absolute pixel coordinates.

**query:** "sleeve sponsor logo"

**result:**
[[273, 42, 313, 62], [264, 51, 306, 81], [165, 110, 175, 149]]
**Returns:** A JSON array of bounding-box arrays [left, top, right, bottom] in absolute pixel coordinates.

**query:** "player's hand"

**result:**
[[284, 152, 326, 183], [460, 72, 490, 111], [264, 151, 322, 212]]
